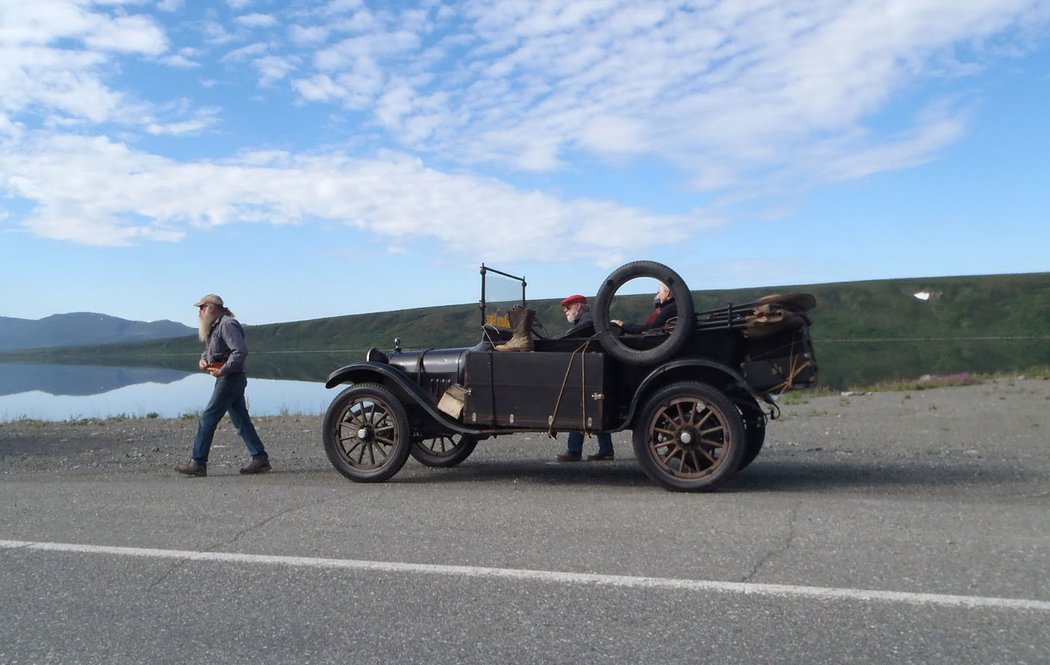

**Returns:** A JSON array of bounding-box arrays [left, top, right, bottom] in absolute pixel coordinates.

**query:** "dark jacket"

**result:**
[[200, 314, 248, 375], [621, 298, 678, 334]]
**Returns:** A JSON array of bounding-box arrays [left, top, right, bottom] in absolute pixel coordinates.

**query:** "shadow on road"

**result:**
[[374, 455, 1027, 494]]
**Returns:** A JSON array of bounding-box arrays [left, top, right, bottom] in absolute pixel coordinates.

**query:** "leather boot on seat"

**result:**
[[495, 306, 535, 352]]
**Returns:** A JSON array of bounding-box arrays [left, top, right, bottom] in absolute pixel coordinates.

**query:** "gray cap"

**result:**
[[194, 294, 224, 308]]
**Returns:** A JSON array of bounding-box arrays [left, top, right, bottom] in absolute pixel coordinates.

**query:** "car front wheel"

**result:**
[[322, 383, 412, 482]]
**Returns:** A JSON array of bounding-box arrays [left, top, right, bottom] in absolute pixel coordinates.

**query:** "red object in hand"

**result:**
[[205, 361, 224, 371]]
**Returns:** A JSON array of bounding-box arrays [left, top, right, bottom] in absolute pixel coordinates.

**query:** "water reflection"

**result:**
[[0, 359, 346, 422], [0, 363, 188, 397], [103, 351, 355, 383]]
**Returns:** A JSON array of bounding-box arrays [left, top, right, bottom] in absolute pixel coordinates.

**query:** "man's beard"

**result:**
[[198, 309, 219, 342]]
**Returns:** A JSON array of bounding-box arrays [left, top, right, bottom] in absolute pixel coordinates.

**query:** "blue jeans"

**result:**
[[566, 431, 613, 456], [192, 372, 267, 464]]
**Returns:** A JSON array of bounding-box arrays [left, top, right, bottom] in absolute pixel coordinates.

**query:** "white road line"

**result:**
[[3, 538, 1048, 613]]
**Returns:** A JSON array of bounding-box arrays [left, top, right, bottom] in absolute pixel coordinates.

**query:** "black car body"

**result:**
[[322, 261, 817, 491]]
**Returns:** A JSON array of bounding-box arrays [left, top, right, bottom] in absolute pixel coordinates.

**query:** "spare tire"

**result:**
[[593, 261, 694, 366]]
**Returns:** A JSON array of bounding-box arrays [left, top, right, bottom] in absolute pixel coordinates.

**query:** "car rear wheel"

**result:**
[[632, 382, 745, 492], [411, 433, 479, 468], [322, 383, 412, 482]]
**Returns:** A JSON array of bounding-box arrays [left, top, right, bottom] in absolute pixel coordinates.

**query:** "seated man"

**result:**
[[559, 294, 596, 338], [554, 293, 614, 461], [612, 282, 677, 333]]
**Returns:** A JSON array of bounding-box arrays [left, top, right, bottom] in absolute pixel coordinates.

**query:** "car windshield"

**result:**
[[480, 265, 526, 329]]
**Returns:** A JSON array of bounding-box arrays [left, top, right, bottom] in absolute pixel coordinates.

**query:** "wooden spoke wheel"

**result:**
[[633, 382, 745, 492], [322, 383, 412, 482]]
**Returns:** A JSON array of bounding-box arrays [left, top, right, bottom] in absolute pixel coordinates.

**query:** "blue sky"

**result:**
[[1, 0, 1048, 327]]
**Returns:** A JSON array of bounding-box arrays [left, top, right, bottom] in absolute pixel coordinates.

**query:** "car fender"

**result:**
[[325, 361, 402, 389], [620, 358, 759, 427], [324, 362, 481, 435]]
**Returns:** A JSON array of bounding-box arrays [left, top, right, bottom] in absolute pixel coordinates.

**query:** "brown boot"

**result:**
[[495, 306, 535, 352], [175, 460, 207, 477]]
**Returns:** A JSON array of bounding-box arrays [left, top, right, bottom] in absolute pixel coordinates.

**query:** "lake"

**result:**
[[1, 337, 1047, 422], [0, 363, 334, 422]]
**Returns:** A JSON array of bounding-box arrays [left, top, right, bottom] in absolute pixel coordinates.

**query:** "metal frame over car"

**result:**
[[321, 260, 818, 492]]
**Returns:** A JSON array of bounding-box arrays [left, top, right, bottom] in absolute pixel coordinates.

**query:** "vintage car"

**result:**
[[322, 261, 817, 492]]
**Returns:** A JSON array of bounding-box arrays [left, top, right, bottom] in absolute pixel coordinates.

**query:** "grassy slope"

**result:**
[[3, 273, 1048, 369]]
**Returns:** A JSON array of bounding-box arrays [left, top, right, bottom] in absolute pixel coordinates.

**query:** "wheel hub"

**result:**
[[357, 426, 373, 441], [677, 426, 700, 450]]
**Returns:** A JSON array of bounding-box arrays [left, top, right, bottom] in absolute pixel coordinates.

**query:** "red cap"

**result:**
[[560, 294, 587, 307]]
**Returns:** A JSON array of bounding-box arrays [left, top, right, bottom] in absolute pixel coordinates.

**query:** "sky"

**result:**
[[1, 0, 1048, 328]]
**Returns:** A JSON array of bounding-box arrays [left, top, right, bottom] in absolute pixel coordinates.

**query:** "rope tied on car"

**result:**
[[770, 335, 814, 395], [546, 336, 597, 440]]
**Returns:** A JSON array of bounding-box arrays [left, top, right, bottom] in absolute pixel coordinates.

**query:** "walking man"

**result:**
[[175, 294, 271, 477]]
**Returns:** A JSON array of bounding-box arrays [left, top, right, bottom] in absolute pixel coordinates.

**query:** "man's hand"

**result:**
[[198, 359, 207, 370]]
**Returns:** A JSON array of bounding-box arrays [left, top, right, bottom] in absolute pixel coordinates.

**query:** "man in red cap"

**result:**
[[559, 293, 595, 338], [554, 294, 615, 461]]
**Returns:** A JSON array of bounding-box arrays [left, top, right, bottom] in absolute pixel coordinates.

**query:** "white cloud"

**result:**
[[160, 47, 202, 68], [577, 115, 648, 155], [0, 131, 694, 260], [293, 74, 344, 103], [0, 2, 168, 53], [0, 2, 194, 129], [289, 24, 330, 46], [201, 19, 237, 46], [144, 105, 221, 136], [817, 112, 968, 182], [313, 30, 421, 71], [235, 13, 279, 30], [1, 0, 1047, 269], [223, 41, 269, 62], [253, 55, 299, 86], [280, 0, 1045, 195], [82, 14, 168, 54]]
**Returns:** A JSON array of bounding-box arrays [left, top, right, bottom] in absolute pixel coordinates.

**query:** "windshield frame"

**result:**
[[479, 264, 527, 328]]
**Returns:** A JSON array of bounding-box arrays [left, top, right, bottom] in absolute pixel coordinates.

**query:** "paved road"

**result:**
[[1, 382, 1049, 663]]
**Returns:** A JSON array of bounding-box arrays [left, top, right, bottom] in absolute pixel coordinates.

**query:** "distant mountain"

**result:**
[[0, 313, 195, 351]]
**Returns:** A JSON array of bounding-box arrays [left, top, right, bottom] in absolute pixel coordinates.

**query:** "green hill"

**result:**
[[3, 272, 1049, 388]]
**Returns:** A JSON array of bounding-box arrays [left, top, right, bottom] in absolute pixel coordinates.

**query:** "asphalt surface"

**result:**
[[1, 378, 1048, 663]]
